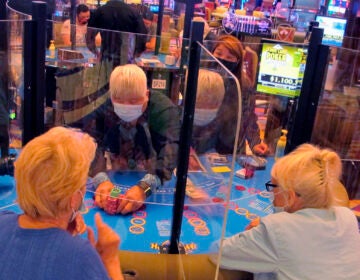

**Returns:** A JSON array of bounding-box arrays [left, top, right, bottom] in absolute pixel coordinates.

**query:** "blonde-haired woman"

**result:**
[[214, 144, 360, 279], [0, 127, 123, 280]]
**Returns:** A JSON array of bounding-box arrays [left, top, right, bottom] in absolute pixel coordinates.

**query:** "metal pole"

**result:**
[[0, 0, 9, 157], [179, 0, 196, 70], [23, 1, 46, 145], [169, 21, 204, 254], [286, 27, 329, 153], [70, 0, 76, 49], [23, 20, 35, 145], [154, 0, 165, 55]]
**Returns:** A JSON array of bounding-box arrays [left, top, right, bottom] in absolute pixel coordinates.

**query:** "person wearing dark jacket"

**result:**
[[86, 0, 148, 67]]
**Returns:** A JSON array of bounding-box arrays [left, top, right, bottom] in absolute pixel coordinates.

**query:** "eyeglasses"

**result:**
[[265, 181, 278, 192]]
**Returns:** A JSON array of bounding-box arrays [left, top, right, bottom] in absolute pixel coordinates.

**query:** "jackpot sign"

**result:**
[[256, 43, 308, 97]]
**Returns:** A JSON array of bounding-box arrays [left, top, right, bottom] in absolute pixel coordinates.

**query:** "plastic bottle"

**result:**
[[49, 40, 56, 59], [274, 129, 288, 161]]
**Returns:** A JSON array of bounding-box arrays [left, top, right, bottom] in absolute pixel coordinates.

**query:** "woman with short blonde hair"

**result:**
[[16, 126, 96, 218], [1, 127, 123, 280], [271, 143, 342, 209], [214, 143, 360, 280]]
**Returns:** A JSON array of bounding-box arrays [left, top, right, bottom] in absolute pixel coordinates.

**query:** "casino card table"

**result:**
[[0, 154, 274, 254], [0, 149, 272, 279]]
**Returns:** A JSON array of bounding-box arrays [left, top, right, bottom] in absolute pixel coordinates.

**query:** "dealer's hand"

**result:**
[[253, 142, 269, 156], [95, 181, 114, 209], [117, 185, 146, 215]]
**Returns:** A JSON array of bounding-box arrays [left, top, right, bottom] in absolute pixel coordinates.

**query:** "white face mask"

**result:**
[[273, 206, 285, 213], [194, 108, 218, 126], [269, 190, 287, 213], [113, 102, 144, 122], [69, 190, 85, 223]]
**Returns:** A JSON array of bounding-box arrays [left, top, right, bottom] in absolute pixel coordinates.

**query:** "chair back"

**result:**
[[243, 46, 258, 87], [276, 24, 296, 42]]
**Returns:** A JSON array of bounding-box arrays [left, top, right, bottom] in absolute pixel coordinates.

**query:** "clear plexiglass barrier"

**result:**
[[2, 5, 360, 279]]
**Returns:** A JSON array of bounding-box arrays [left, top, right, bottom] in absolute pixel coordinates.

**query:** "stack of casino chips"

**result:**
[[105, 187, 122, 215]]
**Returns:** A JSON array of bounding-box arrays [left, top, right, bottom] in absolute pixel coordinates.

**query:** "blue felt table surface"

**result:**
[[0, 155, 274, 254]]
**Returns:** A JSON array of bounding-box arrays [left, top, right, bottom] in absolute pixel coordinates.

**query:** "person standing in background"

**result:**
[[130, 4, 157, 51], [86, 0, 148, 67], [61, 4, 101, 46]]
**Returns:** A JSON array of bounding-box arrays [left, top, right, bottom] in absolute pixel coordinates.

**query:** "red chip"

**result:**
[[235, 185, 246, 191], [212, 197, 224, 203], [184, 205, 189, 210]]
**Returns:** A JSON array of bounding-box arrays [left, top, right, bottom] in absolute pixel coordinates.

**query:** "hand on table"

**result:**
[[87, 213, 123, 280], [253, 142, 269, 156], [95, 182, 146, 215], [117, 185, 146, 215], [95, 181, 115, 209]]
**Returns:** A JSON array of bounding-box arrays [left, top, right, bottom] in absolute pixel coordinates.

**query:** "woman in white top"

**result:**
[[213, 143, 360, 280]]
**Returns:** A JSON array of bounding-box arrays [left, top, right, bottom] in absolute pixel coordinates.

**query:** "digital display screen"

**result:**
[[149, 4, 159, 13], [54, 10, 63, 17], [256, 40, 308, 97], [316, 16, 347, 47], [293, 10, 317, 32], [327, 0, 348, 17], [294, 0, 321, 10]]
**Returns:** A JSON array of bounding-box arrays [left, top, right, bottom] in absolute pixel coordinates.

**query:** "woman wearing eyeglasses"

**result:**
[[0, 127, 123, 280], [212, 144, 360, 279]]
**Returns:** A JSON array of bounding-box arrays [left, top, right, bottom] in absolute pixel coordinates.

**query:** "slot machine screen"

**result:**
[[256, 39, 308, 98], [315, 16, 347, 47]]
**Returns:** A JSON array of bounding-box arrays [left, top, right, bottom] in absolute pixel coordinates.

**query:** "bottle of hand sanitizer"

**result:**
[[49, 40, 56, 59], [274, 129, 288, 161]]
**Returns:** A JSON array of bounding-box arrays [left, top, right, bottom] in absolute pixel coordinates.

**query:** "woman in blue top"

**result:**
[[0, 127, 123, 280]]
